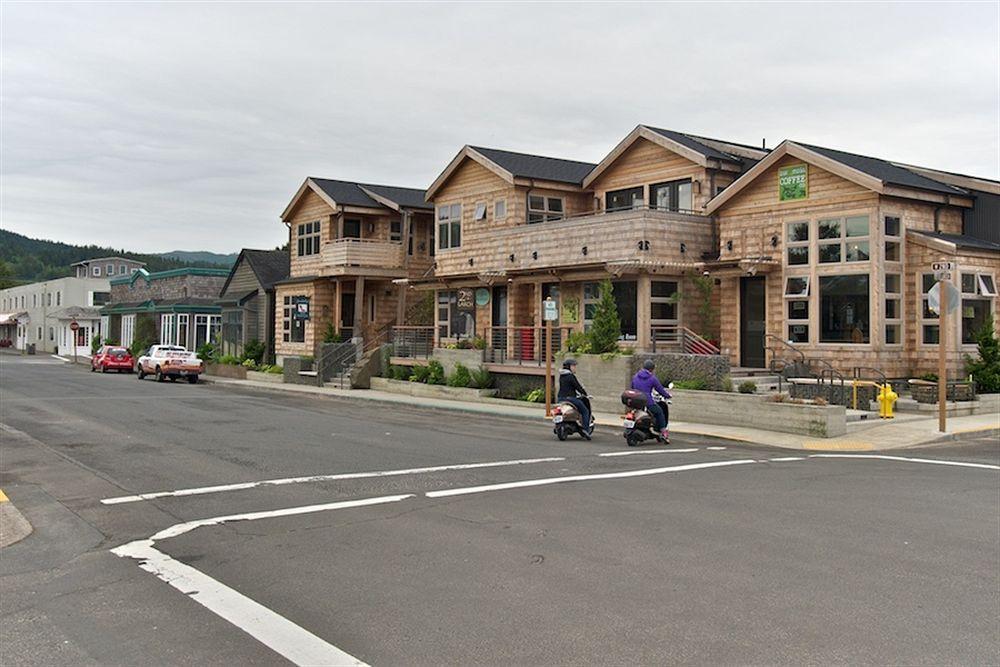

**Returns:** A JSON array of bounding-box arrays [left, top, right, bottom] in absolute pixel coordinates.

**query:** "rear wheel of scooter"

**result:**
[[555, 425, 568, 441], [626, 432, 643, 447]]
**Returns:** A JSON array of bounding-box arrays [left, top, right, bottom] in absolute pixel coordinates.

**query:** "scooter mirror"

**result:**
[[667, 382, 675, 389]]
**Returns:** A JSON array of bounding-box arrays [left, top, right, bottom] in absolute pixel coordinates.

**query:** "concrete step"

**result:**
[[298, 370, 318, 377]]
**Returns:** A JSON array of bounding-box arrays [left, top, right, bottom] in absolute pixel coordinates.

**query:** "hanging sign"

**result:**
[[778, 164, 808, 201], [474, 288, 490, 307], [293, 296, 311, 320]]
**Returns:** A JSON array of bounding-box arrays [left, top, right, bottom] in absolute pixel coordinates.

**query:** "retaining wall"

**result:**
[[669, 389, 847, 437], [371, 377, 498, 401]]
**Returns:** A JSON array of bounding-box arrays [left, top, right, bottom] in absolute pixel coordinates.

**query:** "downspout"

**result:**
[[933, 206, 942, 233]]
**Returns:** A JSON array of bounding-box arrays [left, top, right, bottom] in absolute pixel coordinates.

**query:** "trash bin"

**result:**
[[26, 343, 36, 355]]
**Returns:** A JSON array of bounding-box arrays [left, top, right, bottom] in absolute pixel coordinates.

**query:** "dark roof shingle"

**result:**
[[360, 183, 432, 210], [642, 126, 745, 163], [798, 143, 967, 196], [470, 146, 597, 185], [309, 179, 382, 208], [243, 249, 290, 290], [910, 230, 1000, 253]]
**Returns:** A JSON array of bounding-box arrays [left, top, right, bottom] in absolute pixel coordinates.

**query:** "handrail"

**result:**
[[764, 333, 806, 364], [650, 325, 719, 355], [680, 326, 720, 355], [328, 238, 403, 246], [853, 366, 887, 387]]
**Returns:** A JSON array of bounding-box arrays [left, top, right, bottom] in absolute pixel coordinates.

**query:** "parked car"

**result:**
[[91, 345, 134, 373], [136, 345, 205, 384]]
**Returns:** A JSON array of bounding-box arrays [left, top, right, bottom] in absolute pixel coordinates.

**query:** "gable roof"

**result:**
[[706, 140, 974, 215], [281, 177, 430, 221], [243, 249, 290, 290], [909, 230, 1000, 253]]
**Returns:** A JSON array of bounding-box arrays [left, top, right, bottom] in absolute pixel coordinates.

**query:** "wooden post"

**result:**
[[353, 276, 366, 340], [545, 318, 553, 417], [938, 277, 948, 433]]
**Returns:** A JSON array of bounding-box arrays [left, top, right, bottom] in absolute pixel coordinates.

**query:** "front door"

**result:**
[[340, 293, 355, 339], [740, 276, 766, 368]]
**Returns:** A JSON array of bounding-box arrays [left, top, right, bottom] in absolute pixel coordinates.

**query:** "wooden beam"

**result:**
[[353, 276, 366, 335]]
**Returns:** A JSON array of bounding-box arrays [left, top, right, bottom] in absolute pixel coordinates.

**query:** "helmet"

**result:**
[[642, 359, 656, 371], [562, 358, 577, 369]]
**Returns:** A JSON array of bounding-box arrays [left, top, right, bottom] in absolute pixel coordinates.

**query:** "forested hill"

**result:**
[[0, 229, 236, 286]]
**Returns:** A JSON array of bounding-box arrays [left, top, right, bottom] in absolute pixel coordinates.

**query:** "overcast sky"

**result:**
[[2, 2, 998, 254]]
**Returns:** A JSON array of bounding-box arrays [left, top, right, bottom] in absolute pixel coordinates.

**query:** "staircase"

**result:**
[[729, 367, 781, 393]]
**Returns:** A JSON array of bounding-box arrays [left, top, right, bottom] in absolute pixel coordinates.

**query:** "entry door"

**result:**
[[740, 276, 766, 368], [340, 293, 355, 338]]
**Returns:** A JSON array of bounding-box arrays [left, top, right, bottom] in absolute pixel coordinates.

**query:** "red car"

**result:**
[[91, 345, 134, 373]]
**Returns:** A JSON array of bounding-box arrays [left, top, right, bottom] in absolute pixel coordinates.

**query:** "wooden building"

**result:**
[[274, 178, 434, 362], [217, 249, 289, 363]]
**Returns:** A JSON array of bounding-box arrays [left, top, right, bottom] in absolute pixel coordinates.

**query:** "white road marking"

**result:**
[[101, 457, 567, 505], [706, 446, 727, 450], [768, 456, 805, 462], [112, 494, 413, 666], [809, 454, 1000, 470], [52, 354, 71, 362], [425, 459, 759, 498], [598, 448, 699, 457]]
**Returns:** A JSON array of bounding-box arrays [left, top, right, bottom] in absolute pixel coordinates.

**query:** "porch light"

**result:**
[[771, 235, 778, 247], [468, 258, 474, 266], [582, 246, 588, 256], [509, 254, 515, 262], [680, 243, 686, 254], [726, 240, 733, 252]]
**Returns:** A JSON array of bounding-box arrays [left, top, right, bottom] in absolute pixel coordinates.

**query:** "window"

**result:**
[[46, 293, 52, 306], [177, 314, 189, 348], [33, 294, 37, 307], [437, 204, 462, 249], [818, 215, 870, 263], [784, 276, 809, 297], [819, 275, 869, 343], [342, 219, 361, 239], [93, 266, 101, 276], [106, 264, 115, 276], [495, 199, 507, 220], [368, 293, 376, 323], [885, 273, 902, 345], [582, 280, 637, 339], [48, 327, 54, 341], [194, 314, 221, 349], [605, 187, 644, 212], [297, 221, 321, 256], [884, 216, 902, 263], [650, 281, 678, 324], [37, 327, 42, 341], [56, 291, 61, 306], [528, 196, 564, 223], [651, 180, 693, 212], [436, 290, 473, 339], [787, 299, 809, 343], [282, 296, 306, 343], [161, 314, 176, 345], [474, 202, 487, 221], [960, 271, 996, 345], [407, 221, 415, 256], [786, 221, 809, 265], [120, 264, 127, 275], [390, 220, 402, 243], [92, 292, 110, 306]]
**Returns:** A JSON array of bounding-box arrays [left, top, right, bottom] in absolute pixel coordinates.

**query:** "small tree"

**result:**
[[965, 314, 1000, 393], [587, 279, 621, 354], [130, 313, 156, 357]]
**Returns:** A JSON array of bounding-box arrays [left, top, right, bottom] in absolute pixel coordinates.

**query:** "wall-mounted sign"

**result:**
[[543, 297, 559, 322], [778, 164, 808, 201], [293, 296, 311, 320], [561, 297, 579, 324], [474, 288, 490, 307], [457, 288, 475, 311]]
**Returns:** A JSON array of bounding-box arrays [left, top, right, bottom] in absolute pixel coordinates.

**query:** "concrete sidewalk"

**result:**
[[200, 375, 998, 451], [0, 489, 33, 548]]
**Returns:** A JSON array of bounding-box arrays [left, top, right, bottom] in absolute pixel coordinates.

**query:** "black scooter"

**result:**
[[552, 395, 595, 441], [620, 383, 673, 447]]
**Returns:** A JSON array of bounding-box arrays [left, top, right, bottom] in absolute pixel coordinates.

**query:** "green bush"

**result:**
[[721, 376, 734, 392], [241, 358, 258, 369], [265, 364, 283, 374], [522, 388, 545, 403], [197, 342, 217, 363], [588, 279, 621, 354], [472, 336, 487, 350], [619, 346, 634, 356], [919, 373, 939, 382], [965, 315, 1000, 393], [91, 334, 101, 354], [427, 360, 445, 385], [322, 322, 342, 344], [217, 354, 241, 365], [388, 365, 411, 381], [409, 364, 431, 383], [565, 331, 591, 354], [673, 378, 708, 390], [738, 380, 757, 394], [447, 363, 472, 387], [242, 339, 266, 365], [469, 366, 493, 389], [130, 313, 157, 357]]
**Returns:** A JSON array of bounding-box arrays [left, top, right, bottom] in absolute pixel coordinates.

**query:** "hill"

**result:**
[[0, 229, 235, 287], [158, 250, 238, 266]]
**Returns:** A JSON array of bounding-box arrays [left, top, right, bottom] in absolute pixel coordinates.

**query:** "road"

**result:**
[[1, 352, 998, 665]]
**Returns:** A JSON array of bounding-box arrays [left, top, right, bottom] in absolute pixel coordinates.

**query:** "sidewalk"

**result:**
[[0, 489, 33, 548], [201, 375, 999, 452]]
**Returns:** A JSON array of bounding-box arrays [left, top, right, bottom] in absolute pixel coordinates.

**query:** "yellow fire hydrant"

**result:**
[[878, 383, 898, 419]]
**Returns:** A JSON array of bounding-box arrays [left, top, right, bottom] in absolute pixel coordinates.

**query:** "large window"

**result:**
[[297, 221, 321, 256], [884, 215, 902, 263], [651, 179, 692, 212], [282, 296, 306, 343], [390, 220, 402, 243], [605, 187, 644, 212], [194, 314, 221, 350], [437, 204, 462, 249], [818, 215, 870, 263], [177, 314, 189, 348], [437, 290, 473, 339], [528, 196, 563, 223], [650, 281, 678, 325], [121, 315, 135, 347], [161, 314, 176, 345], [885, 273, 902, 345], [819, 275, 869, 343], [961, 271, 996, 344], [582, 280, 637, 340], [786, 221, 810, 266], [343, 219, 361, 239]]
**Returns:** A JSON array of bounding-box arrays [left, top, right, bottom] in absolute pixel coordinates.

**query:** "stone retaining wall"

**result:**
[[371, 377, 498, 401], [632, 352, 731, 391]]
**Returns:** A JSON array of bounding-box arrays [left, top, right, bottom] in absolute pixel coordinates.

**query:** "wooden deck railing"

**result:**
[[323, 239, 404, 268]]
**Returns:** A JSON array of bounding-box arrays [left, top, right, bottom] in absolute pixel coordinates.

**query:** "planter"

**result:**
[[432, 348, 485, 375], [669, 389, 847, 437], [206, 363, 247, 380], [909, 382, 976, 403], [246, 370, 284, 383], [371, 377, 498, 401]]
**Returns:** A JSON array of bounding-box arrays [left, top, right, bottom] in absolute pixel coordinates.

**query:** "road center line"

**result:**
[[101, 457, 567, 505], [809, 454, 1000, 470], [112, 493, 412, 666], [598, 448, 699, 457], [425, 459, 759, 498]]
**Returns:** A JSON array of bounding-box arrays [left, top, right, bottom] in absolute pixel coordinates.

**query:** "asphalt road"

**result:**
[[1, 352, 998, 665]]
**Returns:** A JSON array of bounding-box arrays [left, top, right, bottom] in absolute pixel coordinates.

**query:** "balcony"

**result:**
[[433, 207, 714, 277], [319, 239, 405, 276]]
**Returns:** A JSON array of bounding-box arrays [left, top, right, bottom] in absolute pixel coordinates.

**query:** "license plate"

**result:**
[[553, 415, 564, 423], [623, 419, 635, 428]]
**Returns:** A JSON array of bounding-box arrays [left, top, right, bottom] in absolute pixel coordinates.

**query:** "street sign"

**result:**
[[934, 271, 951, 281], [931, 261, 955, 272], [543, 298, 558, 321], [927, 282, 960, 315], [70, 320, 79, 331]]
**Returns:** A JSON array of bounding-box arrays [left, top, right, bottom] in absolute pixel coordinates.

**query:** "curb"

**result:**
[[923, 426, 1000, 447], [0, 489, 33, 548]]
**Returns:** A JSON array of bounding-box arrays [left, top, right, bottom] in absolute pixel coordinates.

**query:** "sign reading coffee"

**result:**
[[778, 164, 808, 201]]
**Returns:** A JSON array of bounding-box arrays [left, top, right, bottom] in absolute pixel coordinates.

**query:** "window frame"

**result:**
[[919, 273, 940, 346], [784, 276, 810, 298], [959, 271, 996, 346], [437, 204, 462, 250], [494, 199, 507, 221], [649, 280, 679, 327], [884, 273, 902, 346], [817, 215, 871, 264], [106, 263, 115, 276], [282, 295, 307, 343], [818, 274, 871, 345], [390, 220, 402, 243], [650, 179, 693, 213], [474, 202, 487, 221], [605, 187, 644, 213], [883, 215, 902, 264], [528, 195, 565, 223], [785, 220, 810, 266], [297, 221, 321, 257]]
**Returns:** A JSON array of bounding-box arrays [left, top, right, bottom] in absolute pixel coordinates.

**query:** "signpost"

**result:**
[[543, 297, 558, 417], [930, 261, 956, 433], [70, 320, 79, 365]]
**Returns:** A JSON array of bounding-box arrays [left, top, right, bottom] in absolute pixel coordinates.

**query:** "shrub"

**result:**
[[197, 342, 217, 363], [738, 380, 757, 394], [409, 364, 430, 383], [522, 388, 545, 403], [965, 314, 1000, 393], [565, 331, 591, 354], [242, 339, 266, 365], [322, 322, 342, 344], [673, 378, 708, 390], [265, 364, 283, 374], [587, 279, 621, 354], [919, 373, 938, 382], [91, 334, 101, 355], [619, 346, 634, 356], [447, 363, 472, 387], [469, 366, 493, 389], [241, 358, 258, 369], [769, 393, 787, 403], [130, 313, 157, 357], [388, 365, 410, 381], [472, 336, 487, 350], [426, 360, 445, 385], [721, 376, 734, 392], [217, 354, 241, 365], [812, 396, 829, 406]]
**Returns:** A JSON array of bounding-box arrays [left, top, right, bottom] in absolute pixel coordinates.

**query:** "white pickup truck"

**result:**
[[137, 345, 205, 384]]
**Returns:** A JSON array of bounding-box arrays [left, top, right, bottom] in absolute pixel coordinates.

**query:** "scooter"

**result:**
[[621, 383, 674, 447], [552, 395, 595, 441]]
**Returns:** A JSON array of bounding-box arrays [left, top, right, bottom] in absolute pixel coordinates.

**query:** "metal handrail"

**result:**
[[764, 333, 806, 364], [650, 325, 720, 355], [853, 366, 887, 387]]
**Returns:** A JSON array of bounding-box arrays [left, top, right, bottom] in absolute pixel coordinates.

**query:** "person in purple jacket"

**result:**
[[630, 359, 671, 440]]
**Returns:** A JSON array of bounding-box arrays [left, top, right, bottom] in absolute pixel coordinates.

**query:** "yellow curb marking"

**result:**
[[803, 441, 875, 452], [0, 489, 8, 503]]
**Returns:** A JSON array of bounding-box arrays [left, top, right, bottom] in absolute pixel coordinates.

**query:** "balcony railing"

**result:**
[[484, 326, 576, 366], [650, 325, 720, 355], [391, 326, 435, 359], [322, 238, 404, 269]]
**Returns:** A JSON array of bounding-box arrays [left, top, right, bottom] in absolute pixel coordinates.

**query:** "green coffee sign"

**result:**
[[778, 164, 808, 201]]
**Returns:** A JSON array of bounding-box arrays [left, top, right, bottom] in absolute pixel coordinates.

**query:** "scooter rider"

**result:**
[[630, 359, 671, 440], [558, 358, 593, 434]]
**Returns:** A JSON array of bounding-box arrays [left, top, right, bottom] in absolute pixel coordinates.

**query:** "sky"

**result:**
[[2, 2, 998, 254]]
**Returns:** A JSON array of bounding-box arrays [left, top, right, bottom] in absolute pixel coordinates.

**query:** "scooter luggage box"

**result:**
[[621, 389, 647, 410]]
